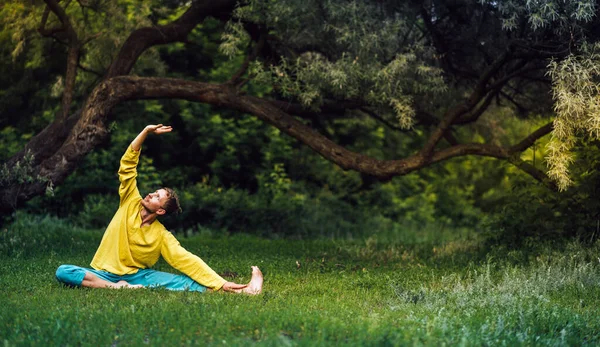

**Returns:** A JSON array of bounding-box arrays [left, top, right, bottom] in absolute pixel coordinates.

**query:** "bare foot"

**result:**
[[109, 280, 144, 289], [242, 266, 263, 295]]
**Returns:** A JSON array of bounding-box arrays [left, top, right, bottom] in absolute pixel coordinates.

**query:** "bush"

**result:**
[[484, 139, 600, 246], [0, 212, 101, 258], [176, 181, 394, 238], [72, 194, 120, 229]]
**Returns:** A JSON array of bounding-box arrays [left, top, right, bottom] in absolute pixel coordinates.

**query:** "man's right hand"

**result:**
[[145, 124, 173, 135], [131, 124, 173, 151]]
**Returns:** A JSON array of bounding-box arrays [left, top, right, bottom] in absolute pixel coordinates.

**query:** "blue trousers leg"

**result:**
[[55, 265, 207, 292], [55, 264, 119, 287], [122, 269, 207, 292]]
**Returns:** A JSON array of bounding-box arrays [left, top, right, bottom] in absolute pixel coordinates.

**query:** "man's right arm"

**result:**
[[119, 124, 172, 204], [118, 146, 142, 204]]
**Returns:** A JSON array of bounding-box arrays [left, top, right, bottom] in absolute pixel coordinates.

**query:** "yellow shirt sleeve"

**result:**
[[118, 145, 142, 205], [160, 231, 227, 290]]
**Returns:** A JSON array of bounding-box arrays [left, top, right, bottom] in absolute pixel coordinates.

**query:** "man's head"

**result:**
[[141, 187, 182, 216]]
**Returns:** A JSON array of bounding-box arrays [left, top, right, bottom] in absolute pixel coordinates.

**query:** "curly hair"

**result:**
[[162, 187, 182, 215]]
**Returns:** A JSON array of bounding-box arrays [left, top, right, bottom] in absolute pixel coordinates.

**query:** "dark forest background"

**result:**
[[2, 0, 600, 245]]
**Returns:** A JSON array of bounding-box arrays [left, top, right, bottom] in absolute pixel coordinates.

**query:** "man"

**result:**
[[55, 124, 263, 294]]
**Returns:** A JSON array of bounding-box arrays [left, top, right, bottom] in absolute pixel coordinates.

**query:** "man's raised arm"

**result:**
[[118, 124, 173, 204]]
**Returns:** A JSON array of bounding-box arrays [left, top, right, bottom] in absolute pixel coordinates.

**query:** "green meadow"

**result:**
[[4, 1, 600, 346], [1, 214, 599, 346]]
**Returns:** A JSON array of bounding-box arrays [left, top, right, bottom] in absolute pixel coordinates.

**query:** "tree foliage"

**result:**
[[0, 0, 600, 236], [547, 44, 600, 190]]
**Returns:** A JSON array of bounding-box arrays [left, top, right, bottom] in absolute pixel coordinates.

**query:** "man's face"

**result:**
[[141, 188, 169, 215]]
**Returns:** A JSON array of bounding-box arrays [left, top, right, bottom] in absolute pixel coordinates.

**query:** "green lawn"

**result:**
[[1, 215, 600, 346]]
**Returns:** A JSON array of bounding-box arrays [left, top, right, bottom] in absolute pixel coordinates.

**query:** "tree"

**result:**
[[1, 0, 598, 212]]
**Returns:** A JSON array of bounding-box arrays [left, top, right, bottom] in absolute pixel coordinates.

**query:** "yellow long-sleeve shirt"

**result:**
[[90, 145, 227, 290]]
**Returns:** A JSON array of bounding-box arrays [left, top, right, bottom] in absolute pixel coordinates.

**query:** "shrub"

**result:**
[[72, 194, 119, 229], [176, 182, 391, 238], [0, 212, 101, 258], [484, 139, 600, 246]]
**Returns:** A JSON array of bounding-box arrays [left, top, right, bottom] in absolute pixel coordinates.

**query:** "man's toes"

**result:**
[[251, 266, 263, 276], [242, 286, 261, 295]]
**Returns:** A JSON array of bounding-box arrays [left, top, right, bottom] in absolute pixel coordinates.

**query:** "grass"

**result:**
[[1, 214, 600, 346]]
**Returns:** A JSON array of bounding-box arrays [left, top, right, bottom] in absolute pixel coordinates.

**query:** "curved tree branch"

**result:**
[[509, 122, 553, 153], [0, 73, 557, 210], [106, 0, 237, 78], [455, 85, 503, 125], [5, 0, 237, 173], [38, 5, 63, 36], [420, 49, 513, 158]]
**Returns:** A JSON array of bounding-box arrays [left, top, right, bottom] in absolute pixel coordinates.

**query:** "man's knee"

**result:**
[[55, 264, 84, 287]]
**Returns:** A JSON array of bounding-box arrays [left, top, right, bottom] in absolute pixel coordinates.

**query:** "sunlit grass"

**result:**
[[1, 214, 599, 345]]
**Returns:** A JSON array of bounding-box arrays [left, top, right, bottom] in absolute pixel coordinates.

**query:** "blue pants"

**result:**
[[55, 264, 207, 292]]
